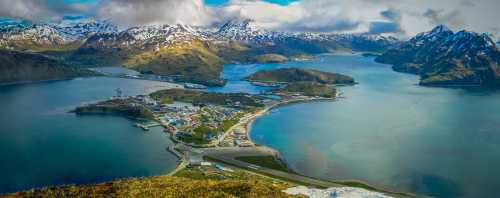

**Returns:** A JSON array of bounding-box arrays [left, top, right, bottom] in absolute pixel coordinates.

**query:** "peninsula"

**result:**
[[3, 70, 416, 197]]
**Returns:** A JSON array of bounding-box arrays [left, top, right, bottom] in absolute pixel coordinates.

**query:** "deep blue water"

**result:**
[[217, 54, 500, 198], [1, 54, 500, 198], [0, 77, 180, 194]]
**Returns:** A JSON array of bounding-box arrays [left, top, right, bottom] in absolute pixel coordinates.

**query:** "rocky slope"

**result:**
[[376, 25, 500, 87]]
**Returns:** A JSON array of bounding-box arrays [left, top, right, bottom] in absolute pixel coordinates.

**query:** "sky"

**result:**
[[0, 0, 499, 39]]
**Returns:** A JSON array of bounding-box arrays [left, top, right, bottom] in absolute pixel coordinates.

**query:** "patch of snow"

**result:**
[[283, 186, 393, 198]]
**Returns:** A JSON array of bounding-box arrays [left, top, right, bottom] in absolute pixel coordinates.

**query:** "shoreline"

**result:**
[[215, 94, 419, 197], [244, 97, 336, 145]]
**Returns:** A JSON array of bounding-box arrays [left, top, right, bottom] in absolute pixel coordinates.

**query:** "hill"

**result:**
[[5, 176, 296, 198], [376, 25, 500, 87], [0, 19, 397, 86], [280, 82, 338, 98], [0, 50, 96, 85], [246, 68, 355, 84]]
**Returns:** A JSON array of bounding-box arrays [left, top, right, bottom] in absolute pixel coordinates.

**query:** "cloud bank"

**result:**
[[0, 0, 51, 20], [0, 0, 499, 38], [0, 0, 94, 21], [96, 0, 214, 27]]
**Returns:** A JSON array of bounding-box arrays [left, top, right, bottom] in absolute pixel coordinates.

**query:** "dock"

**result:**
[[134, 122, 161, 131]]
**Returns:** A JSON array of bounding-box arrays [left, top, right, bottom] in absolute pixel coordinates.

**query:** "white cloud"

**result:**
[[0, 0, 499, 39], [219, 0, 304, 29], [0, 0, 51, 21], [215, 0, 500, 38], [96, 0, 214, 27]]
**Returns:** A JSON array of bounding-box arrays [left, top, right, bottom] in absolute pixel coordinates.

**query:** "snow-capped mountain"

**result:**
[[216, 19, 290, 43], [0, 18, 400, 86], [0, 19, 118, 49], [216, 19, 399, 53], [0, 18, 398, 53], [376, 25, 500, 86], [85, 24, 210, 50], [55, 19, 118, 40]]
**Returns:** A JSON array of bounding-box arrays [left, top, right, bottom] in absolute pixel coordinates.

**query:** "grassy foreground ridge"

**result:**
[[4, 176, 298, 198]]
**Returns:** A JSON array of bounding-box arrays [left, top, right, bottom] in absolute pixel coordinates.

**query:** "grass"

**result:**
[[205, 156, 324, 188], [247, 68, 355, 84], [6, 175, 298, 198], [234, 156, 293, 173], [218, 113, 244, 132], [175, 166, 284, 182], [150, 89, 264, 108], [177, 136, 211, 145], [280, 82, 337, 98], [254, 54, 288, 63], [123, 40, 225, 86]]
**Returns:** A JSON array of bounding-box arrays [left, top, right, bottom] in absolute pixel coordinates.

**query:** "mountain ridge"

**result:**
[[0, 18, 398, 86], [376, 25, 500, 87]]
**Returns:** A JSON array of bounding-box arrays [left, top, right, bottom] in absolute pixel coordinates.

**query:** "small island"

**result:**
[[246, 68, 355, 85], [246, 68, 356, 98]]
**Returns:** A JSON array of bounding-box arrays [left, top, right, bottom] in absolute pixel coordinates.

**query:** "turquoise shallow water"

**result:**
[[0, 77, 179, 194], [217, 54, 500, 198]]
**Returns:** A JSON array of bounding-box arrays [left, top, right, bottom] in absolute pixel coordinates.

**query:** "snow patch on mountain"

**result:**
[[0, 19, 118, 46], [216, 19, 399, 46]]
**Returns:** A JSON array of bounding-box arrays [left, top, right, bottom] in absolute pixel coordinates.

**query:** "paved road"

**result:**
[[199, 146, 341, 188], [200, 146, 278, 157], [205, 153, 343, 188]]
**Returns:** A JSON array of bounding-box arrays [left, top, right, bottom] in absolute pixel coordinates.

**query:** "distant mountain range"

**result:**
[[1, 19, 499, 88], [376, 25, 500, 87], [0, 19, 398, 86]]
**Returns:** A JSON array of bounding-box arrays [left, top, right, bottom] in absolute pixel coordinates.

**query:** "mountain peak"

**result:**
[[218, 18, 256, 32], [377, 26, 500, 87], [431, 25, 453, 34], [412, 25, 454, 43]]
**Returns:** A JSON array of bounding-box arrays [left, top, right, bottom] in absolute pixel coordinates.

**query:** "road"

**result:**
[[199, 146, 341, 188], [203, 148, 343, 188]]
